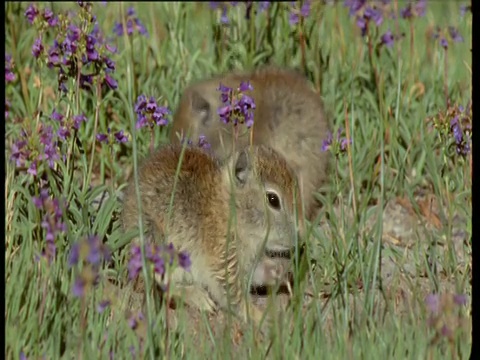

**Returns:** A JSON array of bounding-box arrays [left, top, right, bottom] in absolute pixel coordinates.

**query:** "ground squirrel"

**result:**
[[121, 144, 304, 326], [170, 66, 330, 221]]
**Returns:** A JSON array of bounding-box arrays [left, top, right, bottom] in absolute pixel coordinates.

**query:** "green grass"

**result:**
[[5, 1, 471, 359]]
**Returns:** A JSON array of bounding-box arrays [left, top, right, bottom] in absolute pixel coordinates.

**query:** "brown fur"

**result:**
[[170, 66, 330, 221], [121, 144, 303, 327]]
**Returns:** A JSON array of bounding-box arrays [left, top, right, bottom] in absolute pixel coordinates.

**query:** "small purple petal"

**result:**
[[104, 75, 118, 90], [96, 133, 109, 143], [97, 300, 111, 313]]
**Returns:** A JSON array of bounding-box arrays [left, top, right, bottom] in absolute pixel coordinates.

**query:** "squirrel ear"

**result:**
[[190, 90, 211, 126], [234, 149, 251, 185]]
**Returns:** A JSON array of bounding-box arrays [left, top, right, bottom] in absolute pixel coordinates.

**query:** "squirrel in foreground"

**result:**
[[121, 144, 304, 327], [169, 66, 330, 221]]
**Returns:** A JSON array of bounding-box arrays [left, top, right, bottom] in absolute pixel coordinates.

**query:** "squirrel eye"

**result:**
[[266, 191, 281, 210]]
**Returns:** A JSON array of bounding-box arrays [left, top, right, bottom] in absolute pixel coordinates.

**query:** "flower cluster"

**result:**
[[433, 26, 464, 49], [400, 0, 427, 19], [181, 134, 212, 151], [96, 128, 129, 144], [217, 81, 256, 128], [69, 235, 112, 298], [289, 0, 311, 26], [26, 3, 118, 93], [10, 108, 89, 176], [345, 1, 387, 36], [321, 128, 352, 155], [52, 110, 89, 141], [113, 7, 148, 37], [134, 95, 171, 129], [128, 242, 191, 284], [429, 102, 472, 157], [344, 0, 410, 48], [5, 54, 16, 121], [449, 105, 472, 156], [425, 293, 469, 343], [33, 188, 68, 263], [209, 2, 271, 24], [460, 3, 471, 17], [126, 311, 147, 355], [10, 124, 61, 176], [25, 4, 59, 26], [5, 54, 16, 83], [5, 99, 11, 120]]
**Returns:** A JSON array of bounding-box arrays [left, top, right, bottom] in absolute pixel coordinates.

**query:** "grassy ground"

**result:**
[[5, 1, 472, 359]]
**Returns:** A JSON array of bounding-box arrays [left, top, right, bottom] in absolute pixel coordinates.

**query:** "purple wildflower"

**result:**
[[104, 56, 115, 71], [153, 107, 170, 126], [425, 294, 441, 314], [321, 128, 351, 154], [33, 191, 67, 263], [439, 37, 448, 49], [96, 133, 109, 143], [5, 54, 16, 83], [448, 27, 464, 43], [238, 81, 253, 92], [5, 99, 11, 119], [69, 242, 81, 267], [47, 44, 61, 67], [450, 115, 471, 156], [259, 2, 271, 11], [414, 0, 427, 17], [86, 35, 99, 61], [129, 242, 187, 281], [453, 294, 468, 306], [10, 140, 29, 167], [164, 242, 176, 266], [70, 235, 112, 298], [72, 277, 86, 297], [27, 161, 38, 176], [43, 8, 58, 27], [134, 95, 148, 113], [146, 97, 157, 112], [380, 30, 395, 48], [85, 235, 111, 265], [197, 135, 211, 150], [216, 81, 256, 128], [79, 74, 94, 90], [220, 5, 229, 24], [25, 4, 39, 23], [113, 7, 149, 37], [300, 1, 311, 18], [364, 6, 383, 26], [57, 126, 70, 141], [178, 251, 191, 271], [114, 130, 129, 143], [321, 131, 333, 152], [97, 300, 111, 313], [51, 109, 64, 122], [128, 245, 143, 280], [73, 114, 88, 129], [400, 0, 426, 19], [128, 312, 145, 330], [32, 38, 44, 58], [68, 24, 81, 41], [460, 4, 471, 17], [289, 0, 311, 26], [134, 95, 170, 129], [135, 114, 148, 129], [344, 0, 366, 16], [104, 74, 118, 90], [289, 13, 299, 26]]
